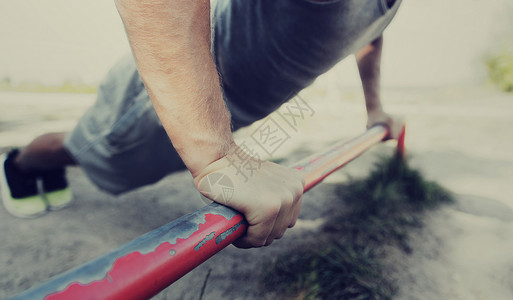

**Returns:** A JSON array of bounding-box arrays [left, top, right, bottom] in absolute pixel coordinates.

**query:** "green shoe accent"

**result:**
[[46, 187, 73, 211], [2, 193, 48, 218]]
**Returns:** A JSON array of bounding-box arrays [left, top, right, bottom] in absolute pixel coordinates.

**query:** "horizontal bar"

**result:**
[[294, 125, 389, 191], [12, 125, 389, 300]]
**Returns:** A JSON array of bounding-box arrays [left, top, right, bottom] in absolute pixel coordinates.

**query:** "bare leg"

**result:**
[[15, 132, 76, 173]]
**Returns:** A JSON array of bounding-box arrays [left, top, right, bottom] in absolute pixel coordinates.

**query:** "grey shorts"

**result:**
[[65, 0, 401, 194], [64, 55, 186, 194]]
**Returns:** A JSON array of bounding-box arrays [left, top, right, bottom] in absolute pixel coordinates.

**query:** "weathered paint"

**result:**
[[215, 220, 245, 245], [12, 125, 398, 300], [195, 232, 216, 251], [12, 204, 246, 300], [42, 213, 246, 300]]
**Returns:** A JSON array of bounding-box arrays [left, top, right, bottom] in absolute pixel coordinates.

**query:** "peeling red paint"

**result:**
[[45, 213, 246, 300]]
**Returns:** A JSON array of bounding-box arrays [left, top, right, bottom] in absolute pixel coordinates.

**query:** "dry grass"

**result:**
[[261, 154, 454, 300]]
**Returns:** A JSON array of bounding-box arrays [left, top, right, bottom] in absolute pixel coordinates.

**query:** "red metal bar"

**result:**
[[295, 125, 389, 191], [12, 125, 393, 300], [396, 125, 406, 158]]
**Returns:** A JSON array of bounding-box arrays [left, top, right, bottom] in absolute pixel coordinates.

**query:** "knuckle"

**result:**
[[292, 170, 306, 185], [257, 240, 267, 248], [247, 235, 267, 248], [288, 214, 298, 228], [291, 186, 303, 201], [265, 205, 281, 219], [300, 176, 306, 187], [281, 192, 294, 207], [262, 199, 281, 217]]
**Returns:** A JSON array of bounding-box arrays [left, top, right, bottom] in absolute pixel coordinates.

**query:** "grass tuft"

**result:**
[[262, 241, 396, 300], [485, 43, 513, 93], [261, 153, 453, 299]]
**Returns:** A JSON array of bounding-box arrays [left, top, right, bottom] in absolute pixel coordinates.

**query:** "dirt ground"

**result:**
[[1, 85, 513, 299]]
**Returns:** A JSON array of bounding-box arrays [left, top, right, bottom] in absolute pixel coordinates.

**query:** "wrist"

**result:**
[[366, 109, 393, 132], [367, 107, 385, 116], [185, 138, 235, 179], [192, 142, 262, 185], [365, 97, 383, 113]]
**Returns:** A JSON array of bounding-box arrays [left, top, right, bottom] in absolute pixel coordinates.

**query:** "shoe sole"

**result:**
[[46, 188, 74, 211]]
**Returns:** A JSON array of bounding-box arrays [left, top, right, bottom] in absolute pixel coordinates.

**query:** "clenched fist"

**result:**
[[367, 109, 404, 140], [194, 143, 305, 248]]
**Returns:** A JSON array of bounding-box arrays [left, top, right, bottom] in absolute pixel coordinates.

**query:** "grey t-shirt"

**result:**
[[213, 0, 402, 128]]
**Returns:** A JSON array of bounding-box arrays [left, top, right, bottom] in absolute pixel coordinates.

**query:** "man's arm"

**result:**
[[356, 35, 403, 139], [114, 0, 231, 174], [114, 0, 304, 248]]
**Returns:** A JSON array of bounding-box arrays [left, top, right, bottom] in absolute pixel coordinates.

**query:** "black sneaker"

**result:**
[[39, 167, 73, 210], [0, 149, 47, 218]]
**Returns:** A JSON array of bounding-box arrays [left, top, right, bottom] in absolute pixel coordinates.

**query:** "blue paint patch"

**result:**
[[215, 220, 245, 245], [194, 232, 216, 251]]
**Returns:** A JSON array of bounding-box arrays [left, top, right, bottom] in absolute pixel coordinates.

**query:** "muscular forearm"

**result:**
[[356, 35, 383, 113], [115, 0, 232, 176]]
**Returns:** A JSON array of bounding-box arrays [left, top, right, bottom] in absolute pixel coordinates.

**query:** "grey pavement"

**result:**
[[1, 86, 513, 299]]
